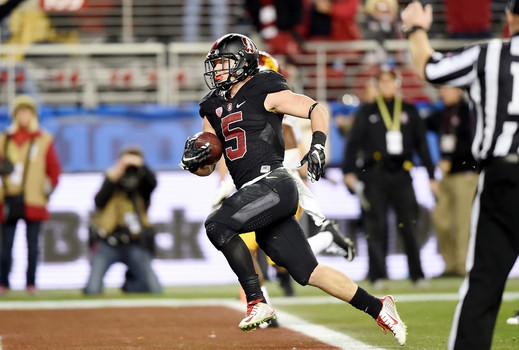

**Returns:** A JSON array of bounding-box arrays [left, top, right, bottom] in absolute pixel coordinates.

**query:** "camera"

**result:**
[[0, 158, 14, 176], [119, 165, 142, 192]]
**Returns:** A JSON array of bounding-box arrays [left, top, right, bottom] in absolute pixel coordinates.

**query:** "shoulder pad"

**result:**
[[248, 70, 290, 95]]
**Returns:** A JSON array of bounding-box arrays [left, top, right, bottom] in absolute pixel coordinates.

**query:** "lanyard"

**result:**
[[376, 95, 402, 131]]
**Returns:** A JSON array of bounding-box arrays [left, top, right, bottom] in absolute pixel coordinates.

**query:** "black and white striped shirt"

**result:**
[[425, 34, 519, 162]]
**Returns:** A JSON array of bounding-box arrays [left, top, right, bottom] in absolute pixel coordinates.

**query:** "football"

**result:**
[[194, 132, 223, 166]]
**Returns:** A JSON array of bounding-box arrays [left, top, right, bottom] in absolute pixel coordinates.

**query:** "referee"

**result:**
[[402, 1, 519, 349]]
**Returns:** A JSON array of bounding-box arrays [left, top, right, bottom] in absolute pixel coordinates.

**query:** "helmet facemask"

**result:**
[[204, 54, 244, 91]]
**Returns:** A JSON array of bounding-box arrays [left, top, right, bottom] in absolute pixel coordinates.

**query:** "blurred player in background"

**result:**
[[180, 33, 406, 345], [0, 95, 61, 295]]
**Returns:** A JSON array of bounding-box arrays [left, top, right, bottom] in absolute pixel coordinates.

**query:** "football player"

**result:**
[[180, 33, 406, 345]]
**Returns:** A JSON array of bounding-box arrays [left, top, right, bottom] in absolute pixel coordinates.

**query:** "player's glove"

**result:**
[[179, 133, 212, 173], [298, 131, 326, 183]]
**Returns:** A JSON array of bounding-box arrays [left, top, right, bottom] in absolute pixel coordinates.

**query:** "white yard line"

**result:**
[[225, 300, 389, 350], [1, 291, 518, 310]]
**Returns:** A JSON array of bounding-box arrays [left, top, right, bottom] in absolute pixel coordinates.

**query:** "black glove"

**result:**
[[0, 158, 14, 176], [179, 133, 212, 172], [298, 131, 326, 182]]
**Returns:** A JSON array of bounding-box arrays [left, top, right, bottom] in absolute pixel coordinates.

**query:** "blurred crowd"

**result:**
[[0, 0, 508, 47]]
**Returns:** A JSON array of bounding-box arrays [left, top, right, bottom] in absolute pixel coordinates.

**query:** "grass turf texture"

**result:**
[[2, 278, 519, 349]]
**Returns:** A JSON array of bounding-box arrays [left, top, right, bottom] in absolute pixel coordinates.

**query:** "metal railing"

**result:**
[[0, 39, 475, 109]]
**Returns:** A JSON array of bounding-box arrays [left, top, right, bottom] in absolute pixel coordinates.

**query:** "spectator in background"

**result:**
[[444, 0, 492, 39], [296, 0, 362, 101], [183, 0, 229, 42], [358, 0, 403, 86], [362, 0, 401, 43], [301, 0, 362, 41], [245, 0, 304, 56], [425, 86, 479, 278], [342, 69, 438, 291], [0, 0, 24, 43], [0, 95, 61, 295], [5, 0, 77, 48], [84, 146, 161, 295]]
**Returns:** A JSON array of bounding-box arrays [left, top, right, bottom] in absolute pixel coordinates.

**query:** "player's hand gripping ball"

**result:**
[[194, 132, 223, 166], [180, 132, 223, 172]]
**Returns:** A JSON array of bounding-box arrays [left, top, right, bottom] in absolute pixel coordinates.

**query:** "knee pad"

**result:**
[[205, 215, 236, 250]]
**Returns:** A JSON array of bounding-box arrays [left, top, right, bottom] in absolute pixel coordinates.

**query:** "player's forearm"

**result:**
[[309, 104, 329, 136], [408, 30, 434, 81]]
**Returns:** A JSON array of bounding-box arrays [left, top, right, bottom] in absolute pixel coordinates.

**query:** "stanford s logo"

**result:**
[[216, 107, 223, 118], [242, 37, 255, 53]]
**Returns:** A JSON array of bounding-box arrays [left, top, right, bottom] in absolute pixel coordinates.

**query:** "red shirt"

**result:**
[[300, 0, 362, 41], [444, 0, 491, 34]]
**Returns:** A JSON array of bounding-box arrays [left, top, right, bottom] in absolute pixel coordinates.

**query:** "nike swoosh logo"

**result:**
[[236, 101, 246, 108], [388, 315, 399, 324]]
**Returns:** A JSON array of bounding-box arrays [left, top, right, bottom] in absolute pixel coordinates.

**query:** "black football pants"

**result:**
[[205, 168, 319, 286]]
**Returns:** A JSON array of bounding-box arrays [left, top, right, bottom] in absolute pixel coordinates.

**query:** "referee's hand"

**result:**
[[401, 1, 433, 31]]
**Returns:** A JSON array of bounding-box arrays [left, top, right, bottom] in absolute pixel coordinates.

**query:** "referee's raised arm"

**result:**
[[400, 1, 435, 80]]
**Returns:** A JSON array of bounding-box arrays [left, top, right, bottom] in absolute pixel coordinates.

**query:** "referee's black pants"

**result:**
[[449, 162, 519, 350], [361, 167, 425, 283]]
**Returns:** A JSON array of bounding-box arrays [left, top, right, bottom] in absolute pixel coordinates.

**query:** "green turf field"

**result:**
[[2, 277, 518, 349]]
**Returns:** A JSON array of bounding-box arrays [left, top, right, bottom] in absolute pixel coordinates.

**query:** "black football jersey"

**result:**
[[199, 70, 290, 189]]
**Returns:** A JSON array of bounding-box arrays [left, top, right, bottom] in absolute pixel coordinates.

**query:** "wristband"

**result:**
[[403, 25, 426, 38], [311, 131, 327, 146]]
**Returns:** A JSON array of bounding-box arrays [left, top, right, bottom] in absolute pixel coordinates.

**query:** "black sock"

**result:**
[[240, 274, 264, 303], [349, 287, 382, 319]]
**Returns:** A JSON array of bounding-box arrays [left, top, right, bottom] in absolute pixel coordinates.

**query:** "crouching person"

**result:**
[[84, 146, 162, 295]]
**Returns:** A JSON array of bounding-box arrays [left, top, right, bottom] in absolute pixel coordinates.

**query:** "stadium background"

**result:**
[[1, 0, 518, 292]]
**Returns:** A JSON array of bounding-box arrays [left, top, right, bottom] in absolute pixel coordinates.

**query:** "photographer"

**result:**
[[84, 146, 162, 295], [0, 95, 61, 295]]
